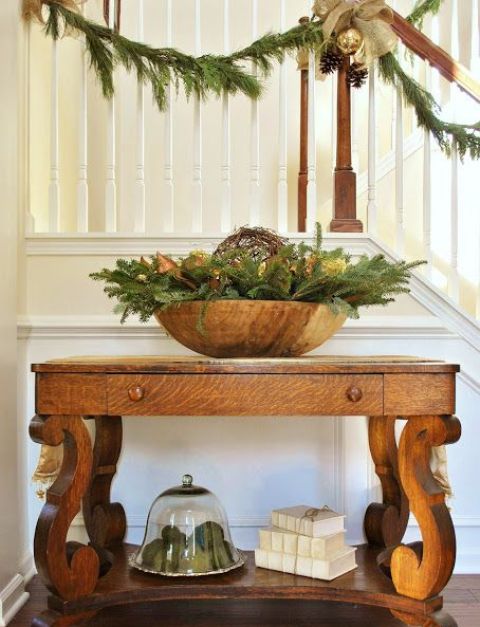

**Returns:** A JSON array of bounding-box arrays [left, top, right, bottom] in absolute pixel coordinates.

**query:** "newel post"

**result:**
[[330, 57, 363, 233]]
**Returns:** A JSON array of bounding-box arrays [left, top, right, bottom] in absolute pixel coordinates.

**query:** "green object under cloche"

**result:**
[[131, 474, 245, 576]]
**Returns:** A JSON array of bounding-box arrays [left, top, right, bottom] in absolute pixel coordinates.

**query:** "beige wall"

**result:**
[[0, 2, 25, 598]]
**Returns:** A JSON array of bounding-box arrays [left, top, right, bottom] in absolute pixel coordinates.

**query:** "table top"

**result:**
[[32, 355, 460, 374]]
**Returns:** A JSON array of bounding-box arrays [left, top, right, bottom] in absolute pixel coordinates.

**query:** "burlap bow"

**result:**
[[313, 0, 397, 66], [22, 0, 82, 24]]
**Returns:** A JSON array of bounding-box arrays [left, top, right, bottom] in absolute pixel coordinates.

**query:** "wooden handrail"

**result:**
[[392, 10, 480, 105]]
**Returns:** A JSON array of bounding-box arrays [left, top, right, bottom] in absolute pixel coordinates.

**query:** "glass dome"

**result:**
[[131, 474, 245, 576]]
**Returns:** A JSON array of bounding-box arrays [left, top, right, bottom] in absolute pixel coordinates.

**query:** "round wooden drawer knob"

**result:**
[[346, 385, 362, 403], [128, 385, 145, 402]]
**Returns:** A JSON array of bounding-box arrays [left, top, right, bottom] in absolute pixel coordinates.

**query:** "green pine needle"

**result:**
[[44, 2, 324, 111], [90, 232, 425, 323], [378, 53, 480, 160], [407, 0, 445, 29]]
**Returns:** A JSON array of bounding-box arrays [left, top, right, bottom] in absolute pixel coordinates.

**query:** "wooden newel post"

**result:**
[[298, 67, 309, 232], [297, 16, 310, 233], [330, 57, 363, 233]]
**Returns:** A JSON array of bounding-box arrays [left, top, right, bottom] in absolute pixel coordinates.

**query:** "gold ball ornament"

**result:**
[[336, 27, 364, 56]]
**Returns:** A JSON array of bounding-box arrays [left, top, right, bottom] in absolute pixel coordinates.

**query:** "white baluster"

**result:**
[[134, 0, 146, 233], [367, 64, 377, 236], [24, 20, 35, 233], [449, 141, 460, 302], [306, 49, 317, 233], [395, 85, 404, 256], [249, 0, 260, 226], [448, 0, 460, 302], [471, 0, 480, 72], [351, 89, 359, 176], [423, 63, 433, 279], [49, 38, 60, 232], [277, 0, 288, 233], [77, 3, 88, 233], [331, 75, 337, 171], [163, 0, 174, 233], [105, 0, 117, 232], [192, 0, 203, 232], [221, 0, 231, 233]]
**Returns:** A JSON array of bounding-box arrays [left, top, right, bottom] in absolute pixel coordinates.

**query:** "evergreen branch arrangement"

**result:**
[[90, 226, 425, 325], [406, 0, 445, 28], [43, 1, 326, 109], [379, 53, 480, 159]]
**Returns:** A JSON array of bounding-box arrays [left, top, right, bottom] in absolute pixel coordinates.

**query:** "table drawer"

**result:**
[[107, 374, 383, 416]]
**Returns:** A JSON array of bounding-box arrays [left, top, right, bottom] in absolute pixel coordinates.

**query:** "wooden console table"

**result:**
[[30, 356, 461, 627]]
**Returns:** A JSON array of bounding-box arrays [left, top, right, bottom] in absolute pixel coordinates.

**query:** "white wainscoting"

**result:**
[[19, 314, 480, 574]]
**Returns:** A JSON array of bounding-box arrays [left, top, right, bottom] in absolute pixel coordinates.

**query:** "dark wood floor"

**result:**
[[10, 575, 480, 627]]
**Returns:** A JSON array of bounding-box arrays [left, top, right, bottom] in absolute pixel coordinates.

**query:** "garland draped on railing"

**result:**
[[23, 0, 480, 159], [406, 0, 445, 28]]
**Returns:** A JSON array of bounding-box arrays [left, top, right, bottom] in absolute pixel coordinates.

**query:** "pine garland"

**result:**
[[43, 1, 326, 109], [379, 53, 480, 159], [28, 1, 480, 160], [90, 225, 425, 324], [406, 0, 445, 28]]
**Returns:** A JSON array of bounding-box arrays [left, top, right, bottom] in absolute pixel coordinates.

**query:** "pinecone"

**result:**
[[346, 63, 369, 88], [319, 47, 343, 75]]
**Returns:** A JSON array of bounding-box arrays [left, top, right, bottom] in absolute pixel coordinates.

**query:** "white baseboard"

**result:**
[[0, 574, 29, 627], [19, 552, 36, 584]]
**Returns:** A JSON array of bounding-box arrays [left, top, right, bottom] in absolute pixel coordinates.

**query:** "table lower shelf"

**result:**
[[48, 544, 443, 619]]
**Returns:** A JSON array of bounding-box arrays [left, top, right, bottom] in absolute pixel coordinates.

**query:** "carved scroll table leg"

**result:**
[[391, 609, 458, 627], [83, 416, 126, 549], [365, 416, 409, 547], [391, 415, 461, 601], [29, 415, 100, 601]]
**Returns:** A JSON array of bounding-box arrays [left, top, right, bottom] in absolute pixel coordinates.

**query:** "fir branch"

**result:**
[[90, 229, 425, 324], [42, 1, 324, 110], [407, 0, 445, 29], [378, 52, 480, 159]]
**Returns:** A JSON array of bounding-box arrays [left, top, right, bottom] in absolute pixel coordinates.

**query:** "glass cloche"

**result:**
[[131, 474, 245, 576]]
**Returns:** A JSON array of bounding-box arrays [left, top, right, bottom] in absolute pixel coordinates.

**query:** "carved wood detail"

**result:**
[[365, 416, 409, 547], [29, 415, 100, 601], [83, 416, 126, 549], [391, 415, 461, 601]]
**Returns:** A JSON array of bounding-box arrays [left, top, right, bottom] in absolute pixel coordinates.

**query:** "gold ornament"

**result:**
[[314, 0, 397, 66], [321, 257, 348, 276], [336, 26, 364, 56]]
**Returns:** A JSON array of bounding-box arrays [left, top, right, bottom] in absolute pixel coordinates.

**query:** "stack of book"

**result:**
[[254, 505, 357, 581]]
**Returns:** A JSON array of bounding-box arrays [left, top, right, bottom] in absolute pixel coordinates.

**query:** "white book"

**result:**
[[296, 547, 357, 581], [297, 530, 346, 559], [272, 505, 345, 538], [255, 548, 296, 575], [255, 547, 357, 581], [259, 527, 346, 560], [259, 527, 298, 555]]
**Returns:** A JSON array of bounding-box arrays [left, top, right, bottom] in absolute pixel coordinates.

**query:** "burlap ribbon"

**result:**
[[32, 443, 63, 499], [312, 0, 397, 66], [22, 0, 82, 23]]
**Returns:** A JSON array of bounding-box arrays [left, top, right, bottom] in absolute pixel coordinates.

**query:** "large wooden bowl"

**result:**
[[155, 301, 346, 358]]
